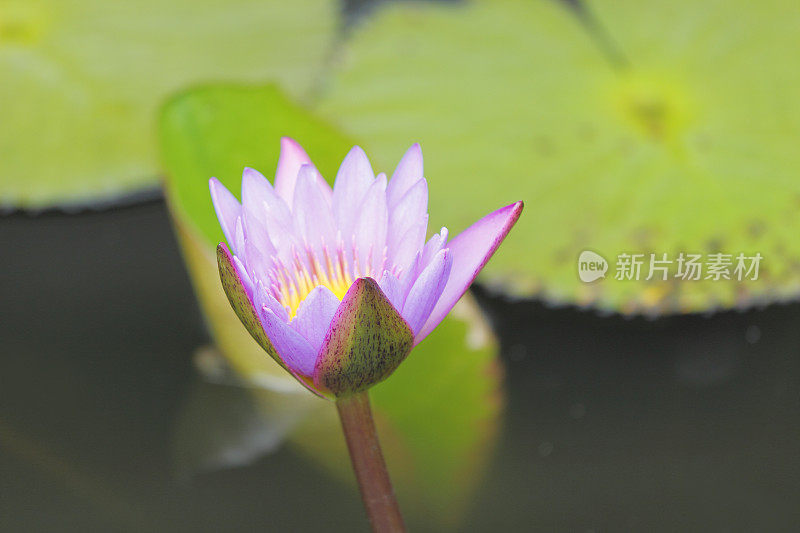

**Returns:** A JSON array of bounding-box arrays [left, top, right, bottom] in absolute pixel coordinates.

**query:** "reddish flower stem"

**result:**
[[336, 391, 406, 533]]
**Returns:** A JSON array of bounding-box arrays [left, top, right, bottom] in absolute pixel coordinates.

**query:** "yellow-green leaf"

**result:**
[[316, 0, 800, 314], [0, 0, 336, 209]]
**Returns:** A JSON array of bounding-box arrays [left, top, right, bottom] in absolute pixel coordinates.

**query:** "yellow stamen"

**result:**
[[270, 241, 358, 319]]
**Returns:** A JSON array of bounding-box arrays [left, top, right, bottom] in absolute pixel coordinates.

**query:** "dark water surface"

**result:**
[[1, 201, 799, 532]]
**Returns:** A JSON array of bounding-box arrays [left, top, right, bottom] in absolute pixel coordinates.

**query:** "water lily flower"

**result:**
[[211, 138, 522, 397]]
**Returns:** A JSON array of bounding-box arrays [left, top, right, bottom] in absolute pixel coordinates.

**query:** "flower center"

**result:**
[[266, 241, 390, 319]]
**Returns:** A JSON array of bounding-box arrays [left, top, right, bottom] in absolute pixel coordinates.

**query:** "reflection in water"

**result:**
[[172, 347, 316, 477]]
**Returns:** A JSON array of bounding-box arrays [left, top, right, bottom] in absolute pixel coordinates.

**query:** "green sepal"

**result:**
[[216, 242, 323, 397], [313, 278, 414, 396]]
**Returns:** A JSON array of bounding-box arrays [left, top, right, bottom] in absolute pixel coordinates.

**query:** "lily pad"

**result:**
[[315, 0, 800, 314], [159, 84, 503, 527], [0, 0, 336, 209]]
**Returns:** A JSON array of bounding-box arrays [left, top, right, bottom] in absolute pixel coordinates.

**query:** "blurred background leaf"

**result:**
[[0, 0, 336, 210], [159, 84, 503, 529], [315, 0, 800, 314]]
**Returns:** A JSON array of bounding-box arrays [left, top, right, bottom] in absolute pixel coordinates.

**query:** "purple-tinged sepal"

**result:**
[[313, 278, 414, 396], [216, 242, 323, 396]]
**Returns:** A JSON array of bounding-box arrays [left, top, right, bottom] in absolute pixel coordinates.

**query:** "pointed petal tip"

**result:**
[[506, 200, 524, 229], [342, 145, 373, 171], [279, 136, 306, 152], [242, 166, 262, 178], [342, 145, 374, 170], [297, 162, 318, 177], [208, 176, 229, 198], [348, 144, 367, 156], [490, 201, 524, 234], [414, 200, 523, 343], [387, 143, 425, 207], [275, 137, 314, 202], [242, 167, 271, 194]]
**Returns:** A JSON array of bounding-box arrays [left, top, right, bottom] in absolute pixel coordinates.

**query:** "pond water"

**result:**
[[1, 201, 798, 531]]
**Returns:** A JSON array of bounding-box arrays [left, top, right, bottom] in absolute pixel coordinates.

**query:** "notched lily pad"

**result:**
[[316, 0, 800, 314]]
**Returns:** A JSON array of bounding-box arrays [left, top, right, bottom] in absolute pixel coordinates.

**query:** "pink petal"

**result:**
[[253, 280, 289, 323], [332, 146, 375, 238], [241, 167, 272, 229], [352, 173, 388, 274], [233, 217, 246, 258], [242, 167, 296, 253], [263, 199, 300, 267], [245, 240, 272, 285], [387, 178, 428, 258], [274, 137, 313, 204], [293, 165, 337, 252], [389, 215, 428, 277], [399, 252, 422, 299], [421, 227, 448, 265], [386, 143, 423, 210], [402, 248, 452, 338], [242, 207, 273, 258], [416, 201, 523, 343], [209, 178, 241, 250], [232, 255, 254, 298], [240, 167, 298, 270], [290, 286, 341, 353], [378, 270, 406, 312], [259, 307, 317, 377]]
